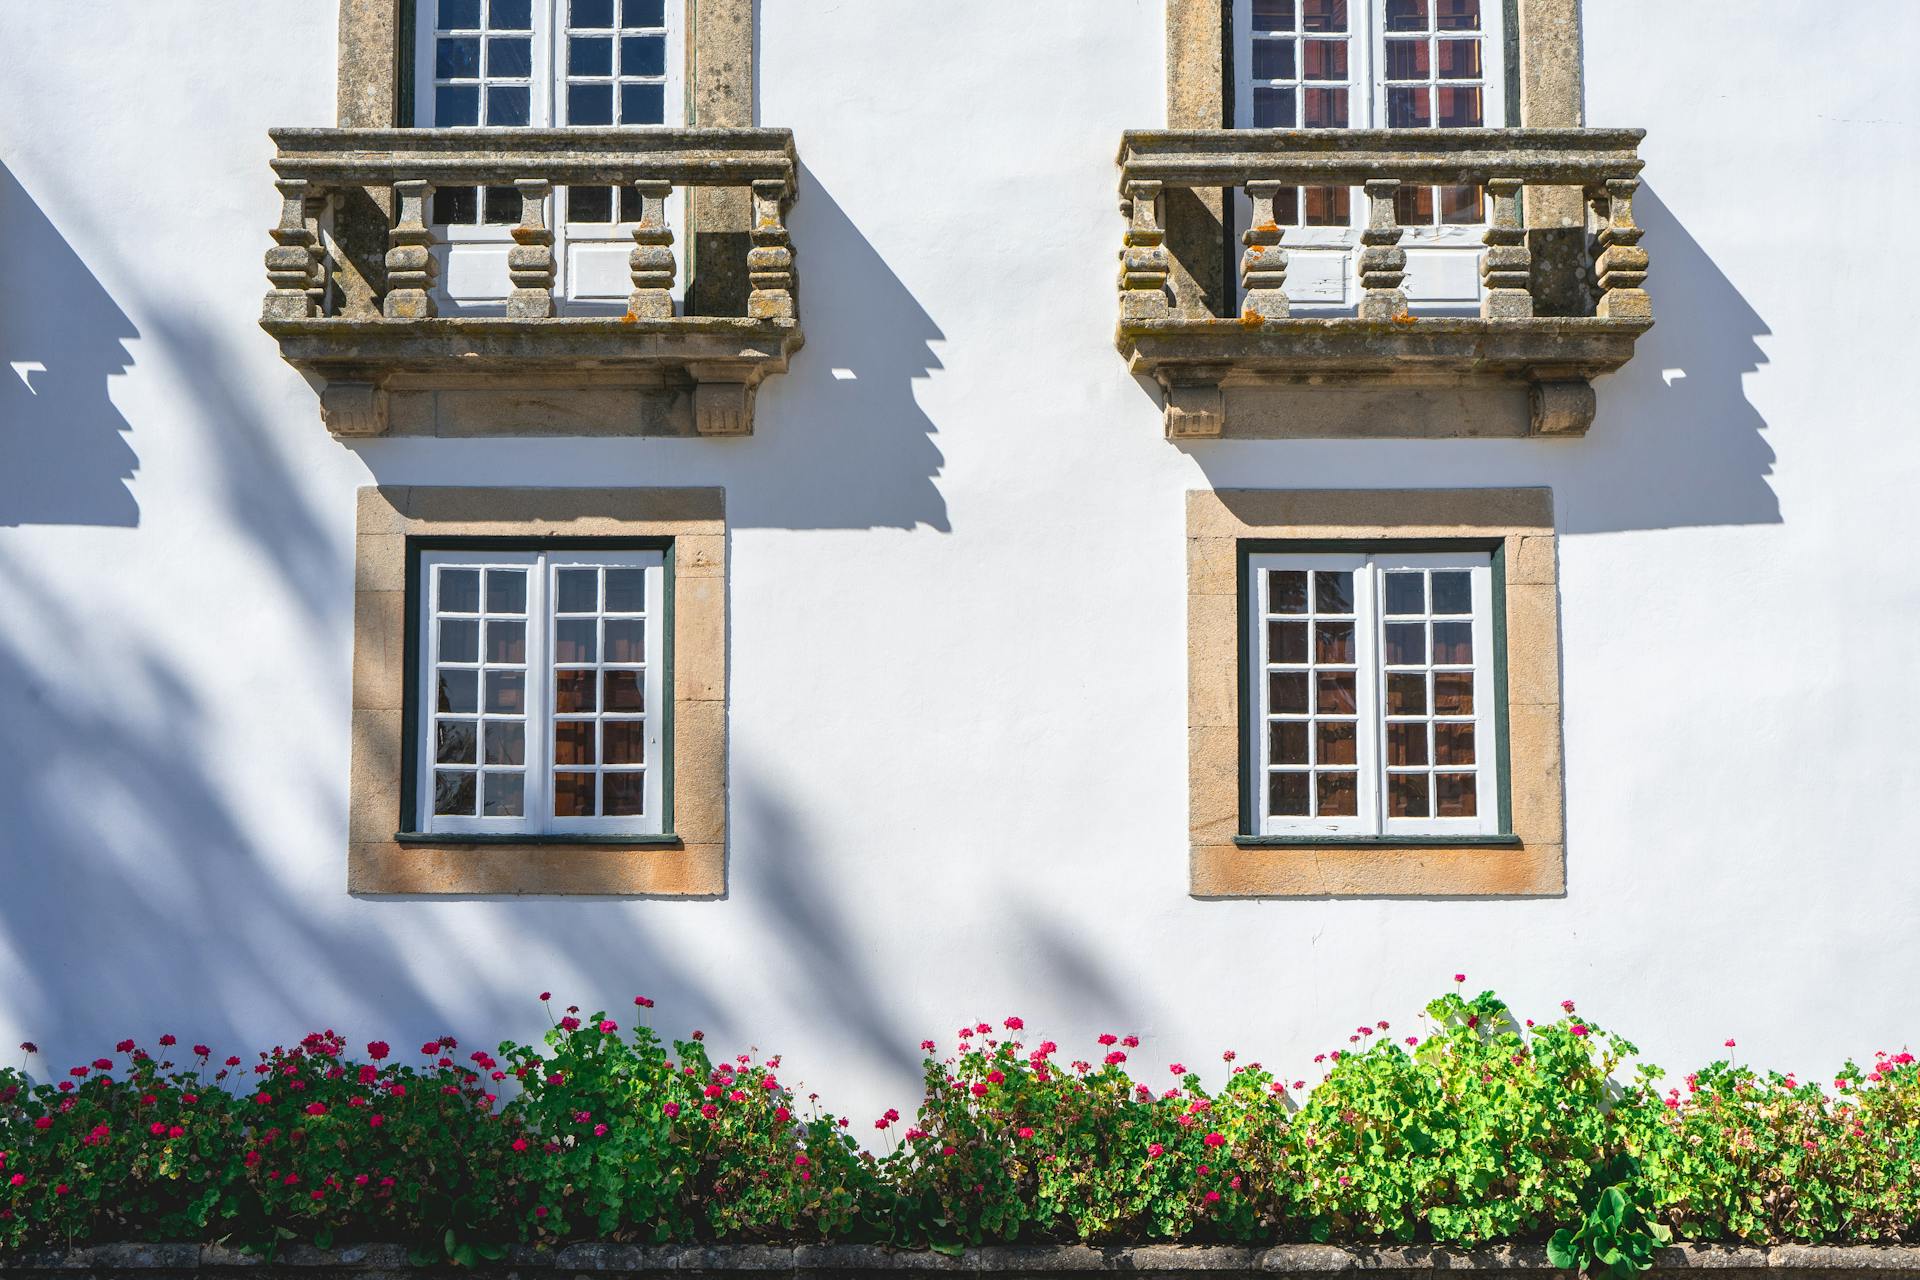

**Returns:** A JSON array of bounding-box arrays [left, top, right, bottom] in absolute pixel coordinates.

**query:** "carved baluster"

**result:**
[[383, 180, 437, 320], [506, 179, 555, 319], [1358, 179, 1408, 320], [1479, 177, 1533, 319], [627, 180, 676, 320], [747, 178, 797, 321], [1591, 177, 1650, 320], [263, 179, 324, 320], [1240, 181, 1290, 321], [1118, 179, 1171, 321]]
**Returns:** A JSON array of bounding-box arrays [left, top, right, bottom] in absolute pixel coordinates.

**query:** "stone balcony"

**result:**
[[1116, 128, 1651, 439], [262, 128, 801, 438]]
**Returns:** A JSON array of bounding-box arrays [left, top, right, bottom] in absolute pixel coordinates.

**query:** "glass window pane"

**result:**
[[1384, 622, 1425, 665], [486, 85, 530, 125], [1270, 720, 1309, 765], [1275, 186, 1301, 223], [1253, 86, 1297, 127], [1316, 771, 1358, 816], [623, 0, 666, 25], [1252, 0, 1296, 33], [554, 720, 596, 765], [491, 0, 532, 28], [1436, 87, 1483, 127], [483, 717, 529, 767], [571, 0, 615, 27], [620, 83, 666, 124], [1268, 620, 1309, 664], [1302, 39, 1347, 80], [569, 34, 613, 75], [439, 0, 481, 27], [1430, 571, 1472, 614], [1315, 620, 1354, 664], [1436, 773, 1478, 816], [434, 770, 477, 816], [482, 185, 519, 225], [1383, 38, 1429, 81], [483, 771, 525, 817], [1251, 39, 1296, 81], [604, 619, 647, 664], [435, 186, 479, 224], [1435, 722, 1475, 766], [553, 771, 596, 817], [1314, 570, 1354, 613], [439, 619, 479, 663], [1267, 570, 1308, 614], [605, 568, 646, 612], [436, 84, 480, 125], [1387, 722, 1429, 766], [485, 670, 526, 714], [1433, 621, 1473, 664], [555, 670, 596, 714], [1389, 773, 1431, 817], [1396, 184, 1435, 226], [486, 569, 526, 614], [436, 719, 477, 765], [437, 669, 478, 714], [556, 569, 599, 613], [1269, 771, 1310, 817], [1435, 0, 1480, 30], [1301, 0, 1347, 32], [1436, 37, 1480, 78], [1384, 0, 1428, 31], [1388, 87, 1431, 128], [1387, 672, 1427, 714], [622, 34, 666, 75], [604, 721, 647, 765], [603, 772, 646, 817], [569, 185, 615, 223], [1439, 184, 1483, 224], [604, 670, 645, 713], [1316, 671, 1356, 714], [439, 568, 481, 613], [1384, 572, 1424, 615], [569, 83, 614, 124], [485, 619, 525, 664], [489, 36, 531, 76], [1303, 87, 1349, 128], [1269, 671, 1309, 714], [1432, 671, 1474, 714], [437, 36, 480, 78], [555, 619, 597, 664], [1303, 186, 1349, 225], [1316, 721, 1357, 766]]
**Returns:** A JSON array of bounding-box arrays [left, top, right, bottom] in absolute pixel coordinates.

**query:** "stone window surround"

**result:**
[[351, 486, 726, 896], [1161, 0, 1589, 314], [1188, 487, 1564, 898]]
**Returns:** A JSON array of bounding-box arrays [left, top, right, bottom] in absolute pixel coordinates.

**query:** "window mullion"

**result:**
[[526, 551, 552, 835], [1357, 558, 1385, 836]]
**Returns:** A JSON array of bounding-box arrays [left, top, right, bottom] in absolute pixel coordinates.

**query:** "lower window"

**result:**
[[1246, 548, 1500, 837], [415, 547, 667, 837]]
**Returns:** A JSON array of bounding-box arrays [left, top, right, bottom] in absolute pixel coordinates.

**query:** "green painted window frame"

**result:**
[[398, 534, 678, 845], [1232, 537, 1517, 848]]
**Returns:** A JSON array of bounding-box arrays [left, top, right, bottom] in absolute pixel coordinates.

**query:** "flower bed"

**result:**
[[2, 986, 1916, 1274]]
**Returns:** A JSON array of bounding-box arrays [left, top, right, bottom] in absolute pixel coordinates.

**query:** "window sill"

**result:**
[[1233, 834, 1523, 848], [395, 832, 682, 847]]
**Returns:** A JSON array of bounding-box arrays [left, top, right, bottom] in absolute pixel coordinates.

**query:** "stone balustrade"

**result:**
[[261, 127, 801, 438], [1114, 128, 1653, 439]]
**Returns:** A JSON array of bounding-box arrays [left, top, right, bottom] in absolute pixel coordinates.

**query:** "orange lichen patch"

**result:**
[[1240, 307, 1267, 328], [620, 310, 639, 325], [1253, 221, 1280, 233], [1392, 313, 1419, 325]]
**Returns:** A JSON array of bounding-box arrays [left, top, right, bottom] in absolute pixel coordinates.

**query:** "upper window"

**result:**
[[1245, 549, 1502, 838], [414, 547, 668, 838]]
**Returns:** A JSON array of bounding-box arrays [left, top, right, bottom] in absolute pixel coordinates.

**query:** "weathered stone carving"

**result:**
[[1115, 128, 1653, 440], [260, 127, 803, 439]]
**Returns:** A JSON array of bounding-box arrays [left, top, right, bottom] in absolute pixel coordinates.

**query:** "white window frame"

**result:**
[[411, 0, 688, 314], [1245, 547, 1500, 838], [415, 547, 667, 838]]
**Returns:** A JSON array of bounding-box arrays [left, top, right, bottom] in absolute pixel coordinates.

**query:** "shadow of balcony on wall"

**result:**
[[0, 164, 139, 528]]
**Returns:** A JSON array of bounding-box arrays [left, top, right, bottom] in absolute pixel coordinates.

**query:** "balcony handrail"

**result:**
[[268, 126, 797, 190], [1118, 127, 1644, 190]]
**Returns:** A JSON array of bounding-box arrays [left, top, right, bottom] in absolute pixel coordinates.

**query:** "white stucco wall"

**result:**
[[1, 0, 1916, 1126]]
